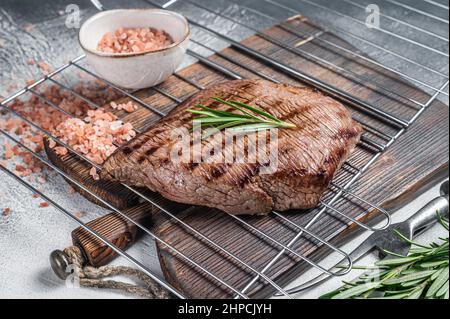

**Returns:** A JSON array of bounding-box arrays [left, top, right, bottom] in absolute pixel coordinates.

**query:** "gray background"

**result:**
[[0, 0, 448, 298]]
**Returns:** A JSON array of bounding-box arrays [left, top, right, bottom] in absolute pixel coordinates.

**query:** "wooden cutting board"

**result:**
[[46, 15, 449, 298]]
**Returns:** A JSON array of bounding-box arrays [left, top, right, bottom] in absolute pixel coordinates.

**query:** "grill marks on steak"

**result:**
[[102, 80, 363, 215]]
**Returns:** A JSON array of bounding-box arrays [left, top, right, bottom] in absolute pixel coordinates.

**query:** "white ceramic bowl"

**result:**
[[78, 9, 190, 90]]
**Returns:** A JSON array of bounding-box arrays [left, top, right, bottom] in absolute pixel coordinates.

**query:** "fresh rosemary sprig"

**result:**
[[186, 97, 296, 139], [321, 216, 449, 299]]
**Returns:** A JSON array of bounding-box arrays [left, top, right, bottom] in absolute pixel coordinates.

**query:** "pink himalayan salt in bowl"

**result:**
[[97, 27, 174, 54], [79, 9, 190, 89]]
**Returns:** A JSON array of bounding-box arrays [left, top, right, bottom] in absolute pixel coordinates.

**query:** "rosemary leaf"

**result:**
[[431, 268, 445, 281], [394, 229, 430, 249], [201, 121, 242, 139], [197, 104, 252, 118], [401, 278, 427, 288], [186, 109, 220, 118], [383, 270, 436, 285], [407, 286, 426, 299], [331, 282, 380, 299], [228, 99, 282, 123], [226, 123, 281, 133], [436, 281, 449, 297], [193, 117, 253, 124], [384, 287, 416, 295], [439, 215, 449, 231], [420, 260, 449, 268], [410, 247, 434, 255], [372, 292, 412, 299], [426, 267, 449, 298], [376, 256, 422, 266], [211, 97, 258, 119]]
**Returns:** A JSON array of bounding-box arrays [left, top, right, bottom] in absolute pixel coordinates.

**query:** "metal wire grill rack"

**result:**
[[1, 0, 449, 298]]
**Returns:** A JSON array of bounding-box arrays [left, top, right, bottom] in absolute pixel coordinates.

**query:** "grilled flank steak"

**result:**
[[102, 80, 362, 215]]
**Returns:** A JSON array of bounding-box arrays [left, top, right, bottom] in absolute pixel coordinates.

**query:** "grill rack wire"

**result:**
[[0, 0, 448, 298]]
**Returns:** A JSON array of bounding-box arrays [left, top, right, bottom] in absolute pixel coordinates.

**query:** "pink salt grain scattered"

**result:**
[[48, 139, 57, 149], [97, 27, 173, 54], [3, 144, 14, 160], [39, 202, 49, 208], [54, 146, 68, 156], [3, 81, 123, 182], [38, 176, 47, 184], [68, 186, 76, 194], [37, 61, 51, 74], [75, 211, 86, 218], [23, 24, 34, 33], [52, 109, 135, 179], [2, 208, 11, 216], [110, 101, 138, 113], [90, 166, 100, 181]]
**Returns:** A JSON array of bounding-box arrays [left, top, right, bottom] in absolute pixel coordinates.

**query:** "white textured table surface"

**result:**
[[0, 0, 448, 299]]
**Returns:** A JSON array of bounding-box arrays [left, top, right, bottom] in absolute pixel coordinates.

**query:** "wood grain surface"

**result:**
[[45, 15, 448, 298], [71, 202, 154, 267]]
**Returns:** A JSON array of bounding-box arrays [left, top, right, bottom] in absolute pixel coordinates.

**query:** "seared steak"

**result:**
[[102, 80, 362, 215]]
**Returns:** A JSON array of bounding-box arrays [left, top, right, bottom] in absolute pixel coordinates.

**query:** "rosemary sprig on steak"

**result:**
[[187, 97, 296, 139]]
